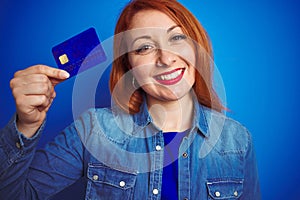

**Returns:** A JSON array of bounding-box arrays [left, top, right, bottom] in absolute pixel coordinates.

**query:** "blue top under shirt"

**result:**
[[161, 130, 188, 200]]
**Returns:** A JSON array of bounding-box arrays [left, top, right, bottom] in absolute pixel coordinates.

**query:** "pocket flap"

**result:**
[[206, 179, 243, 199], [87, 163, 137, 190]]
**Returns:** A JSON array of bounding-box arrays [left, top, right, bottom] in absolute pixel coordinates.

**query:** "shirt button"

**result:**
[[119, 181, 126, 187], [234, 191, 238, 197], [182, 152, 188, 158], [16, 142, 21, 149], [215, 191, 221, 197], [92, 175, 99, 181], [152, 188, 159, 195], [184, 198, 189, 200], [155, 145, 162, 151]]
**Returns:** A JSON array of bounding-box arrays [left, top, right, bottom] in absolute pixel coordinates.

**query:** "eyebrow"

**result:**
[[167, 25, 181, 33], [131, 36, 152, 46], [130, 25, 181, 46]]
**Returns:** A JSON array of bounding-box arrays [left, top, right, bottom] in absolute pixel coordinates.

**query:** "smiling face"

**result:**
[[126, 10, 196, 104]]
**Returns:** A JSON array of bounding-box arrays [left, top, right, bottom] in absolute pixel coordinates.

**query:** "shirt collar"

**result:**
[[133, 100, 152, 128], [192, 98, 209, 137]]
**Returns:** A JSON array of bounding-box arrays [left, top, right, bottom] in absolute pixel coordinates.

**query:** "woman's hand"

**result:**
[[10, 65, 69, 138]]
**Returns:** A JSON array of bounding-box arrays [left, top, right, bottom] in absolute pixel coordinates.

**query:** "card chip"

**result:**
[[59, 54, 69, 65]]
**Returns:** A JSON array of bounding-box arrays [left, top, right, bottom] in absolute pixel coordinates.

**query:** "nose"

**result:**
[[156, 49, 177, 67]]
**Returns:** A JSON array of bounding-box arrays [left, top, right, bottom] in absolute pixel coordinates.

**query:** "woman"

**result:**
[[0, 0, 260, 199]]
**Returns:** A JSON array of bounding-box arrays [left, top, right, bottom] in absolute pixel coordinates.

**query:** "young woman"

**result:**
[[0, 0, 260, 199]]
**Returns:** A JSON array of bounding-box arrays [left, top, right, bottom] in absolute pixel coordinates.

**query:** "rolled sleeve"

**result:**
[[0, 114, 44, 176]]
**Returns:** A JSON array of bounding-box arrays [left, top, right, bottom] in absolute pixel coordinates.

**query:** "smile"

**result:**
[[154, 68, 185, 85]]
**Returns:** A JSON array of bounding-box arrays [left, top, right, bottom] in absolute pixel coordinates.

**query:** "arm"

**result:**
[[242, 131, 261, 200], [0, 114, 44, 197], [0, 65, 85, 199], [0, 115, 84, 199]]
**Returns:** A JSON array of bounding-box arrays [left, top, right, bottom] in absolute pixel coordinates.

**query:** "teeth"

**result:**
[[157, 69, 182, 81]]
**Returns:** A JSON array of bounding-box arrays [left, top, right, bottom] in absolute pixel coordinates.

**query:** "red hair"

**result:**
[[110, 0, 224, 113]]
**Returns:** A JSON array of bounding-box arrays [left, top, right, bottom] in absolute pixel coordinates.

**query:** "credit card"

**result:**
[[52, 27, 106, 78]]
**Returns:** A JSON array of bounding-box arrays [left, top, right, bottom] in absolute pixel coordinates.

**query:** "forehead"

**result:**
[[129, 9, 177, 30]]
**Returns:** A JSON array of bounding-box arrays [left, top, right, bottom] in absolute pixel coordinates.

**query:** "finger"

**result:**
[[13, 82, 53, 97], [14, 65, 69, 80], [42, 98, 54, 113], [10, 73, 62, 89], [10, 74, 49, 88], [51, 90, 56, 98], [49, 77, 67, 87], [16, 95, 51, 112]]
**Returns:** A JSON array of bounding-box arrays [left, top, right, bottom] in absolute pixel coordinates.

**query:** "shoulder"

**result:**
[[73, 107, 114, 131], [80, 107, 120, 131], [85, 107, 114, 123], [201, 106, 252, 155], [78, 107, 133, 145]]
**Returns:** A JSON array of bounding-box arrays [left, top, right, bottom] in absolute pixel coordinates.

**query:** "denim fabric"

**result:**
[[0, 99, 261, 199]]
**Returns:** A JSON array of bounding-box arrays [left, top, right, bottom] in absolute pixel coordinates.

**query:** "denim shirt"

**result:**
[[0, 100, 261, 200]]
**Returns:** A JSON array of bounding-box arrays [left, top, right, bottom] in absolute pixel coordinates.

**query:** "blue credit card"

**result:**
[[52, 27, 106, 78]]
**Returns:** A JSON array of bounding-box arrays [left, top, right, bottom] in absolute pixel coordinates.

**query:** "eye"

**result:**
[[135, 44, 155, 55], [170, 34, 187, 42]]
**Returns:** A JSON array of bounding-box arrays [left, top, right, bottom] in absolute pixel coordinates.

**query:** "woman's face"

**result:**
[[127, 10, 196, 103]]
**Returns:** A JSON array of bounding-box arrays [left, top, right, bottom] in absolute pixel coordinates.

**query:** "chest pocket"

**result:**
[[206, 179, 243, 200], [86, 163, 137, 200]]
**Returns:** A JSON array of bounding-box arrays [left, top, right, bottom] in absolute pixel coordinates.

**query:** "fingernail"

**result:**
[[61, 70, 70, 78]]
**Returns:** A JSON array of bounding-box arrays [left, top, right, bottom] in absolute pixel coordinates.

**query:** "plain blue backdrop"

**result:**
[[1, 0, 299, 199]]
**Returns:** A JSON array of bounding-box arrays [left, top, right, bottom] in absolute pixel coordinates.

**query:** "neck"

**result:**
[[147, 93, 194, 132]]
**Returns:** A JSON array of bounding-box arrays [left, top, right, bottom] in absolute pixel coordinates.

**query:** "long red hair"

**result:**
[[110, 0, 224, 114]]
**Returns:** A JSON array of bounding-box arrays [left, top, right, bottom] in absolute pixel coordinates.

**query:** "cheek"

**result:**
[[128, 54, 154, 68], [132, 67, 148, 80], [130, 63, 154, 86], [188, 67, 196, 85], [176, 45, 196, 85], [128, 55, 155, 80], [172, 43, 196, 67], [182, 47, 196, 67]]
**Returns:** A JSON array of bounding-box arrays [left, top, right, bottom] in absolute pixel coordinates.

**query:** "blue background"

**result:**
[[0, 0, 299, 199]]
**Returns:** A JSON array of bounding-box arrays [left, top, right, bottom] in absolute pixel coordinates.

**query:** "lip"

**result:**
[[154, 68, 185, 85]]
